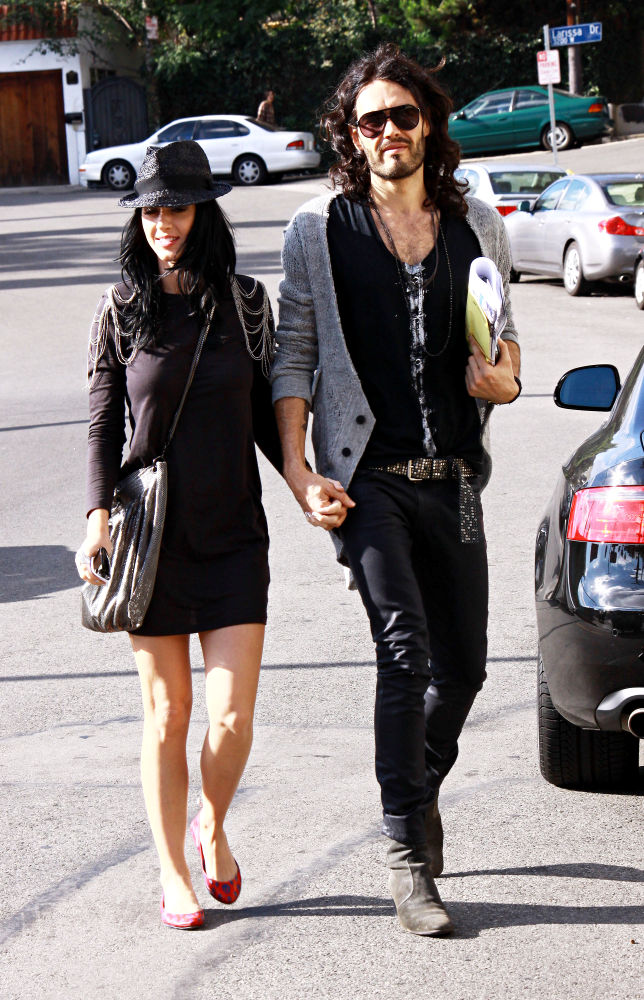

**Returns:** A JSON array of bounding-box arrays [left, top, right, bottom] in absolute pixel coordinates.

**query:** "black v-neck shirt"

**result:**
[[327, 194, 484, 471]]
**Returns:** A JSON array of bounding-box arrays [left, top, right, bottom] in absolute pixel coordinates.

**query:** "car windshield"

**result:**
[[246, 117, 285, 132], [488, 170, 566, 195], [601, 181, 644, 207]]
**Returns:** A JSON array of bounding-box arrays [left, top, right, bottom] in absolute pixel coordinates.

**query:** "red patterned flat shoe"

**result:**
[[190, 812, 242, 904], [160, 895, 205, 930]]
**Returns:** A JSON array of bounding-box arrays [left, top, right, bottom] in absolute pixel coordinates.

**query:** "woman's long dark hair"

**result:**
[[117, 199, 236, 348], [321, 43, 466, 217]]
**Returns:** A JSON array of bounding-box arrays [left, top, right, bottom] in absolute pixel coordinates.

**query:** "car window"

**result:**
[[455, 168, 480, 194], [558, 179, 592, 211], [488, 170, 566, 195], [464, 92, 513, 118], [514, 90, 548, 110], [195, 120, 250, 139], [247, 117, 283, 132], [601, 181, 644, 207], [156, 121, 197, 142], [533, 178, 571, 212]]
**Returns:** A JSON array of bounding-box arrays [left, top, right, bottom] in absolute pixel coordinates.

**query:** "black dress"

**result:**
[[86, 276, 282, 636]]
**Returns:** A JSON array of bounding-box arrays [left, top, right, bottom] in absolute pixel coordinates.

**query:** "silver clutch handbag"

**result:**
[[81, 461, 168, 632], [80, 315, 211, 633]]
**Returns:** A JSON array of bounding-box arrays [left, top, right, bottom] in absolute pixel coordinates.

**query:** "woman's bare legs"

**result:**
[[197, 624, 264, 882], [130, 633, 199, 914]]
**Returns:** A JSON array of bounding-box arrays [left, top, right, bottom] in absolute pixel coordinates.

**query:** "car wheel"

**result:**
[[233, 155, 267, 186], [634, 259, 644, 310], [537, 651, 639, 790], [510, 267, 521, 283], [102, 159, 136, 191], [563, 241, 589, 296], [540, 121, 574, 151]]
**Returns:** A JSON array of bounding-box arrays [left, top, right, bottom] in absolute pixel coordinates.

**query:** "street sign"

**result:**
[[549, 22, 602, 47], [537, 49, 561, 85]]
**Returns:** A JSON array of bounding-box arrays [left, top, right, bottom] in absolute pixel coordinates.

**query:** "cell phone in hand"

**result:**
[[91, 547, 111, 583]]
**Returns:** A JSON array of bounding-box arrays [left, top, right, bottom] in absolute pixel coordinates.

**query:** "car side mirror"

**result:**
[[518, 200, 532, 212], [554, 364, 620, 411]]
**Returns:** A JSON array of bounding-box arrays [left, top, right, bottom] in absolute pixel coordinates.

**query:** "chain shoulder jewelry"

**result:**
[[231, 275, 275, 376], [87, 284, 140, 387]]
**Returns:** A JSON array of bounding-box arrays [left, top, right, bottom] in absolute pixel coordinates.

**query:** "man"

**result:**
[[257, 89, 276, 125], [270, 43, 521, 937]]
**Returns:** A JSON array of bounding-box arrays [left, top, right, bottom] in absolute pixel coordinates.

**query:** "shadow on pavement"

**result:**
[[206, 887, 643, 936], [0, 545, 80, 603], [442, 862, 644, 882]]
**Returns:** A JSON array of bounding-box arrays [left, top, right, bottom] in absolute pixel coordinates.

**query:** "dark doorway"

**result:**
[[84, 76, 149, 151]]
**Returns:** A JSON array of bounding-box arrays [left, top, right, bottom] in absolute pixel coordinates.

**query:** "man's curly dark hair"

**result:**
[[321, 43, 466, 217]]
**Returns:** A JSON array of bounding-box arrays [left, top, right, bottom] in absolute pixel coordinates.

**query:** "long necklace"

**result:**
[[369, 196, 454, 358]]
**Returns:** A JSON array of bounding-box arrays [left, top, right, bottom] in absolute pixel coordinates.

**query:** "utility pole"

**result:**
[[567, 0, 583, 94]]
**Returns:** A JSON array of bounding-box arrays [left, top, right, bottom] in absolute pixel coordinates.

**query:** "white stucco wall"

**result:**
[[0, 40, 86, 183]]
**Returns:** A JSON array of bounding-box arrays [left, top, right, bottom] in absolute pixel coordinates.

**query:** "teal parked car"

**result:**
[[449, 86, 612, 155]]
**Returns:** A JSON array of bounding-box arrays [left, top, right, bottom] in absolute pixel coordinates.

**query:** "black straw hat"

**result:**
[[118, 140, 232, 208]]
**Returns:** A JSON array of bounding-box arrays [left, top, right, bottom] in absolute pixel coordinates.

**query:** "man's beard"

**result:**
[[363, 134, 426, 181]]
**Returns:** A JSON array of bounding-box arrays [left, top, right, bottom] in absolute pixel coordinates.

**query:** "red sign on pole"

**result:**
[[537, 49, 561, 85]]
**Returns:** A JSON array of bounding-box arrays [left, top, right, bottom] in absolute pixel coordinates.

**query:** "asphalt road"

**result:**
[[1, 138, 642, 1000]]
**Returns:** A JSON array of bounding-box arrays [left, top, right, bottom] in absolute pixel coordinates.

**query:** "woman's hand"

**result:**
[[76, 508, 112, 585], [285, 467, 355, 531]]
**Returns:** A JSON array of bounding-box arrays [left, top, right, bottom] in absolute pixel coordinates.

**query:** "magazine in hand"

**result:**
[[465, 257, 507, 365]]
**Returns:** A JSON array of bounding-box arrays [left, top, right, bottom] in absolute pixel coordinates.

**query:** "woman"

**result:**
[[75, 141, 281, 929]]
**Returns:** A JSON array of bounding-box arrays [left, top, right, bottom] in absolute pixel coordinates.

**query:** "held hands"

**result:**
[[75, 508, 113, 585], [286, 468, 355, 531], [465, 338, 519, 404]]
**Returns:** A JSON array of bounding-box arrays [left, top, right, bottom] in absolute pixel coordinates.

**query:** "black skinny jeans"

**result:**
[[338, 470, 488, 846]]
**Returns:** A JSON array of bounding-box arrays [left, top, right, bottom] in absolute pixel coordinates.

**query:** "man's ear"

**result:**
[[350, 125, 363, 154]]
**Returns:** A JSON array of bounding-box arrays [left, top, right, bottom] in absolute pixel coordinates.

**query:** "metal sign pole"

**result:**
[[543, 24, 559, 166]]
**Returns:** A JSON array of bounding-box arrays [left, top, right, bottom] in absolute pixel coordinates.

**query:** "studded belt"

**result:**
[[366, 457, 475, 481], [365, 456, 481, 543]]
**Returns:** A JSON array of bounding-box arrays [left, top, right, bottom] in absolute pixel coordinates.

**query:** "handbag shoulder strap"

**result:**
[[159, 305, 214, 460]]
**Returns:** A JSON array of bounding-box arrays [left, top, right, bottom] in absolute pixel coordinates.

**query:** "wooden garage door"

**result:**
[[0, 70, 68, 186]]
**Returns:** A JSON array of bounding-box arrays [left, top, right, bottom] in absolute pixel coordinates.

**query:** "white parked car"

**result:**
[[79, 115, 321, 189], [455, 162, 569, 217]]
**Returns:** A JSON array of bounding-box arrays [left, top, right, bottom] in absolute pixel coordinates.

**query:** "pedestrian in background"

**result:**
[[75, 140, 281, 930], [257, 89, 276, 126], [271, 44, 521, 936]]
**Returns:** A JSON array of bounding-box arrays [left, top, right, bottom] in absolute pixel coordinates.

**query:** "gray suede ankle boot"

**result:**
[[386, 841, 453, 936], [425, 795, 444, 877]]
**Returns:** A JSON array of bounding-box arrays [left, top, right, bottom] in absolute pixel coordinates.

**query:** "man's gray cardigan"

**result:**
[[271, 190, 519, 500]]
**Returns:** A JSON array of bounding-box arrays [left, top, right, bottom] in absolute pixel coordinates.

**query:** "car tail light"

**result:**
[[496, 205, 517, 216], [567, 486, 644, 544], [598, 216, 644, 236], [286, 139, 304, 149], [587, 102, 604, 113]]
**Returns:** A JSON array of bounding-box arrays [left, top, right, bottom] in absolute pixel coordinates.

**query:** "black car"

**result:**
[[535, 349, 644, 789]]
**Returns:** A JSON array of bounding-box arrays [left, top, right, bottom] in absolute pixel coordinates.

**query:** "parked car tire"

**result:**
[[510, 267, 521, 283], [634, 258, 644, 310], [233, 154, 267, 186], [538, 652, 639, 789], [541, 121, 574, 152], [102, 159, 136, 191], [563, 241, 589, 296]]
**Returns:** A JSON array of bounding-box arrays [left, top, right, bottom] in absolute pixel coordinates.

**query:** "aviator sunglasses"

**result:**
[[352, 104, 421, 138]]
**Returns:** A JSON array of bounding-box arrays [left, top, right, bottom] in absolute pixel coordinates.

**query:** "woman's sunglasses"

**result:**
[[352, 104, 421, 139]]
